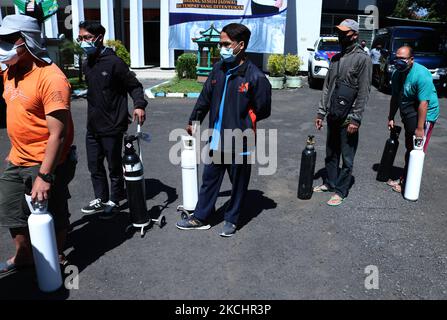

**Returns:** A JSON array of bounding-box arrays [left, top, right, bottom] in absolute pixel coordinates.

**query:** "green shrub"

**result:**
[[267, 54, 285, 77], [105, 40, 131, 66], [176, 53, 198, 79], [285, 54, 303, 76]]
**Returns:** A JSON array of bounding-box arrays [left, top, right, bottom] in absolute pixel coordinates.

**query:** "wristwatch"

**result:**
[[38, 172, 54, 184]]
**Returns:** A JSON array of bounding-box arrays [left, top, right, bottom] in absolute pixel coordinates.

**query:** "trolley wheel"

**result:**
[[125, 225, 133, 234]]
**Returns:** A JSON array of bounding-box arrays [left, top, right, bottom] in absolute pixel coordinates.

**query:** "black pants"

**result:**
[[325, 121, 359, 198], [194, 154, 251, 225], [251, 2, 279, 15], [86, 131, 125, 203]]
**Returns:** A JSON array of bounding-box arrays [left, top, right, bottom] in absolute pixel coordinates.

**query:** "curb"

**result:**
[[145, 81, 201, 99]]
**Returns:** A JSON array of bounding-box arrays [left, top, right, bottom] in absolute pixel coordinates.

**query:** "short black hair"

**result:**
[[222, 23, 251, 51], [79, 21, 106, 37]]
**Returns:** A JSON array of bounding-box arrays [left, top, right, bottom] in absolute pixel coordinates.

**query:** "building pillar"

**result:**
[[296, 0, 323, 71], [160, 0, 174, 69], [44, 14, 59, 38], [101, 0, 115, 41], [130, 0, 145, 68], [71, 0, 85, 42]]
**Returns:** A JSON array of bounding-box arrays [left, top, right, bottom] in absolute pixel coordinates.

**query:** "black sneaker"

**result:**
[[176, 216, 211, 230], [219, 221, 237, 237], [81, 199, 106, 214], [98, 201, 119, 220]]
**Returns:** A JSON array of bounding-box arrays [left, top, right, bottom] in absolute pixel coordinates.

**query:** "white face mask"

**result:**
[[0, 42, 25, 66], [220, 42, 242, 63]]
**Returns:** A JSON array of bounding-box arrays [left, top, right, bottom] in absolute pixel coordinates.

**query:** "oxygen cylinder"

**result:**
[[123, 135, 149, 225], [26, 196, 63, 293], [181, 135, 198, 211], [377, 126, 402, 182], [404, 137, 426, 201], [298, 135, 317, 200]]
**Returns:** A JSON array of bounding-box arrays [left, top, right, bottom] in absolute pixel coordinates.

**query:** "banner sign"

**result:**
[[169, 0, 288, 54]]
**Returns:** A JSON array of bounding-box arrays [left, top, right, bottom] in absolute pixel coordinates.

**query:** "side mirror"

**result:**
[[307, 48, 315, 52]]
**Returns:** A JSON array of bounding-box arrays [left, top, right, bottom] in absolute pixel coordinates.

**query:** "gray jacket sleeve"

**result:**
[[317, 62, 334, 119], [348, 55, 372, 126]]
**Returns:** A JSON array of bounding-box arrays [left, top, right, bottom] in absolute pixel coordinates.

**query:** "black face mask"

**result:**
[[338, 32, 355, 48]]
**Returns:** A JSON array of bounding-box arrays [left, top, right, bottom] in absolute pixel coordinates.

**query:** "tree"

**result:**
[[391, 0, 447, 22]]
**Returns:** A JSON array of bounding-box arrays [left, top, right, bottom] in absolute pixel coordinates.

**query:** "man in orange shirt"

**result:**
[[0, 15, 75, 275]]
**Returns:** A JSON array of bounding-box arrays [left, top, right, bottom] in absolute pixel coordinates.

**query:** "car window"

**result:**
[[318, 39, 340, 51], [393, 36, 441, 54]]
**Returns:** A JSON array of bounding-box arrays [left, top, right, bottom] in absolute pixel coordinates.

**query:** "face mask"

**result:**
[[338, 33, 355, 47], [80, 38, 99, 55], [395, 58, 411, 72], [220, 42, 242, 63], [0, 42, 25, 65]]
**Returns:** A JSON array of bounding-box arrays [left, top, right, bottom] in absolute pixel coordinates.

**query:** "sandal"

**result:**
[[387, 179, 402, 187], [0, 259, 33, 276], [0, 260, 17, 276], [327, 194, 344, 207], [314, 184, 330, 193], [392, 184, 402, 193]]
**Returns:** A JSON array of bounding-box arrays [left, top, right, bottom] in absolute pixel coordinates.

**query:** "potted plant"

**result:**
[[285, 54, 304, 88], [267, 54, 285, 89]]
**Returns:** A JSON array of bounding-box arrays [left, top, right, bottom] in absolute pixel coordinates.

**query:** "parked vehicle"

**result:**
[[307, 35, 341, 89], [372, 26, 447, 93]]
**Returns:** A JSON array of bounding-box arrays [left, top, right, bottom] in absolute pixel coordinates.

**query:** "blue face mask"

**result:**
[[395, 58, 411, 72], [80, 40, 98, 56], [220, 42, 242, 63]]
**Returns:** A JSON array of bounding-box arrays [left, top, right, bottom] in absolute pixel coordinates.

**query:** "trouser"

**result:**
[[325, 121, 359, 198], [194, 153, 252, 225], [251, 2, 280, 15], [86, 131, 125, 204], [373, 64, 380, 82], [402, 117, 435, 179], [0, 155, 76, 231]]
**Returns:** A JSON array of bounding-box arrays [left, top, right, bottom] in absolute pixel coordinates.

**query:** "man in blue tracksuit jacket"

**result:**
[[176, 23, 272, 237]]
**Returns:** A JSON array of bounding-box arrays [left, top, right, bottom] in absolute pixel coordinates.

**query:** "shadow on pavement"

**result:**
[[65, 178, 177, 273], [0, 268, 70, 300], [208, 190, 277, 230], [372, 163, 404, 181]]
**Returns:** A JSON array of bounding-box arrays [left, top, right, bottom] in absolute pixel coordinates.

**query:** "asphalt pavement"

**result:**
[[0, 81, 446, 300]]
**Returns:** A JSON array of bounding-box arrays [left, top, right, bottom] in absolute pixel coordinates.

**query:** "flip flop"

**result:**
[[327, 194, 344, 207], [0, 260, 17, 276], [314, 184, 330, 193]]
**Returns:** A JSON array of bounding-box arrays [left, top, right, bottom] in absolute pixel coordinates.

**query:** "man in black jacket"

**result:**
[[78, 21, 147, 218], [176, 23, 272, 237]]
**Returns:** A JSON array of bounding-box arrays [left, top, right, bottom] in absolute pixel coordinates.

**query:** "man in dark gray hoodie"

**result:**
[[314, 19, 372, 206]]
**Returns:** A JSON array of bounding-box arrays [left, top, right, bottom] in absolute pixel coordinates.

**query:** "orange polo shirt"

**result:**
[[1, 62, 74, 167]]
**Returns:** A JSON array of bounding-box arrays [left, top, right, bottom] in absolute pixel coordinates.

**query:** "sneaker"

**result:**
[[219, 221, 237, 237], [98, 201, 119, 220], [176, 216, 211, 230], [81, 198, 106, 214]]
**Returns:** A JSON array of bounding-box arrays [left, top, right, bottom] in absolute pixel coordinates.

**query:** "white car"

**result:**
[[307, 36, 341, 88]]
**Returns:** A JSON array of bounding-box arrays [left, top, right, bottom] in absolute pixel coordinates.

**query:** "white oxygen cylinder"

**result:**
[[26, 195, 63, 292], [181, 135, 198, 211], [404, 136, 426, 202]]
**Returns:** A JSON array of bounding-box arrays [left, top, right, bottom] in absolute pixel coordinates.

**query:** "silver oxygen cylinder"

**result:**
[[404, 136, 426, 201], [181, 135, 198, 211], [26, 196, 63, 292]]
